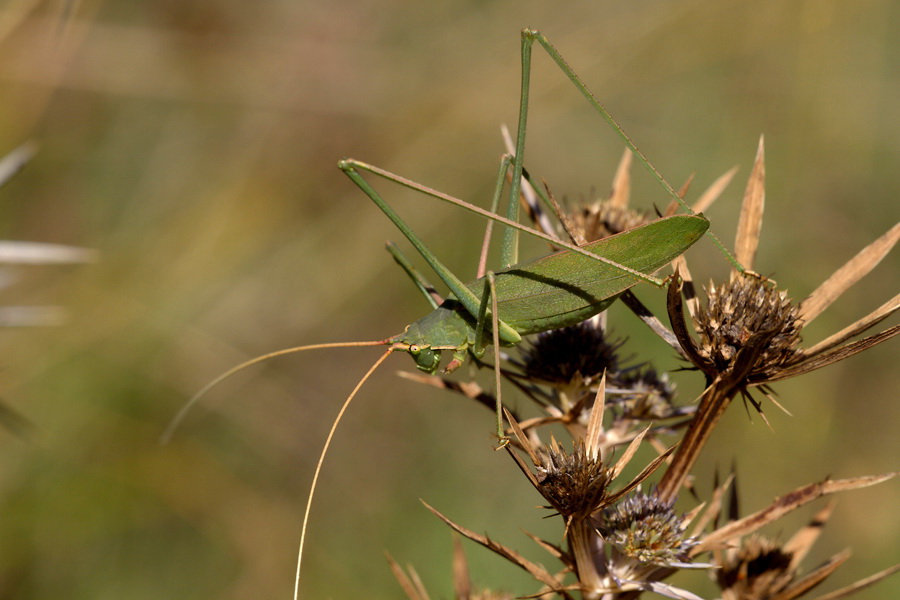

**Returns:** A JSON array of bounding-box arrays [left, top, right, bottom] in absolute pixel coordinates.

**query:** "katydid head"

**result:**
[[389, 300, 477, 374], [393, 342, 442, 373]]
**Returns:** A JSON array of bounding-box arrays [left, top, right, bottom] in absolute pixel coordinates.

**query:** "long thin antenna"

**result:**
[[293, 346, 395, 600], [161, 339, 390, 444]]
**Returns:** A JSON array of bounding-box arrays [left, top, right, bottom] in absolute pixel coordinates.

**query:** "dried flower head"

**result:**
[[519, 319, 623, 385], [596, 491, 698, 567], [567, 197, 653, 243], [657, 137, 899, 501], [717, 535, 803, 600], [535, 438, 616, 519], [688, 473, 900, 600], [608, 367, 680, 421], [694, 276, 803, 378]]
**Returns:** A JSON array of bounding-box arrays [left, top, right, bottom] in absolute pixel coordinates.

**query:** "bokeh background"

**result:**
[[0, 1, 897, 598]]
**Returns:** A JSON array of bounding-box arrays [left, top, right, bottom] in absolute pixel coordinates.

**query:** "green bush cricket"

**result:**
[[164, 29, 734, 599]]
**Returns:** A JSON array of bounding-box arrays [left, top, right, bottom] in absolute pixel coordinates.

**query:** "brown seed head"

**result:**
[[596, 491, 697, 567], [609, 367, 679, 420], [569, 199, 653, 243], [536, 439, 615, 519], [695, 276, 803, 379], [716, 535, 795, 599], [521, 321, 623, 386]]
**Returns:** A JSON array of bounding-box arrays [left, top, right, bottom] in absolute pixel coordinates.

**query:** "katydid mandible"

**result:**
[[164, 28, 721, 600]]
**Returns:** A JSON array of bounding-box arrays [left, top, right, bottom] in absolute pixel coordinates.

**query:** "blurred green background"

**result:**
[[0, 0, 897, 598]]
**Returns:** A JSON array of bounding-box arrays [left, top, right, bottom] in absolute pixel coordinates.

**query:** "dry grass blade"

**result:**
[[799, 222, 900, 323], [0, 142, 38, 188], [452, 536, 472, 600], [802, 292, 900, 357], [421, 501, 566, 594], [386, 553, 430, 600], [733, 135, 766, 273], [769, 550, 851, 600], [763, 324, 900, 383], [609, 149, 631, 208], [609, 426, 650, 480], [689, 474, 735, 537], [504, 409, 543, 468], [584, 373, 606, 460], [812, 562, 900, 600], [0, 241, 97, 264], [693, 473, 897, 554], [692, 166, 738, 214], [607, 443, 676, 506], [783, 503, 834, 566]]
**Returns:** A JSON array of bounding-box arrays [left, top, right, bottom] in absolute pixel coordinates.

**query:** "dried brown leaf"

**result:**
[[802, 292, 900, 357], [452, 536, 472, 600], [505, 409, 542, 468], [609, 426, 650, 480], [584, 374, 606, 460], [799, 222, 900, 323], [693, 474, 897, 554], [666, 274, 709, 373], [734, 135, 766, 273], [690, 474, 735, 538], [609, 148, 632, 209], [812, 562, 900, 600], [770, 550, 851, 600], [784, 503, 835, 567], [606, 443, 677, 506], [397, 371, 508, 417], [662, 173, 694, 217], [386, 553, 430, 600], [522, 530, 568, 563], [762, 324, 900, 383]]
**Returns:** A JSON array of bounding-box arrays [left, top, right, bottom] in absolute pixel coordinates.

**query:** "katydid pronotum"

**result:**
[[163, 29, 738, 599]]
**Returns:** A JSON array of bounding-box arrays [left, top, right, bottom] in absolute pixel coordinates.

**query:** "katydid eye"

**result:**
[[409, 344, 420, 354]]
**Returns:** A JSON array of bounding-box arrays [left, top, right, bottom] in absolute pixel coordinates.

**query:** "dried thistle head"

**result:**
[[534, 438, 617, 519], [505, 390, 676, 523], [519, 319, 623, 388], [717, 535, 803, 600], [688, 474, 900, 600], [595, 491, 698, 568], [670, 137, 898, 392], [691, 275, 803, 382], [608, 366, 680, 421], [658, 137, 899, 501], [567, 198, 653, 243], [556, 149, 656, 246]]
